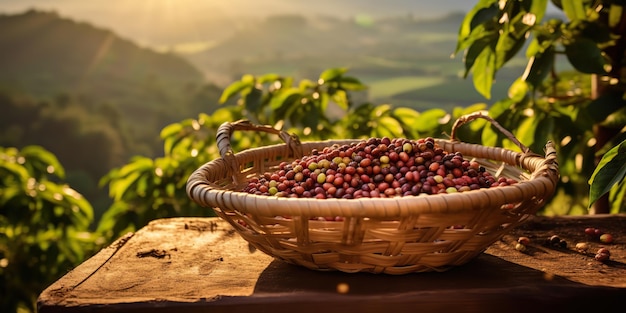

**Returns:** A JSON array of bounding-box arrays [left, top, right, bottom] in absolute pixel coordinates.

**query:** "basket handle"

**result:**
[[216, 120, 303, 183], [451, 112, 559, 182], [450, 112, 531, 154]]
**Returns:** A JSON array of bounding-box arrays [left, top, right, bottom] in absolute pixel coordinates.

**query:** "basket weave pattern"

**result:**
[[187, 114, 559, 274]]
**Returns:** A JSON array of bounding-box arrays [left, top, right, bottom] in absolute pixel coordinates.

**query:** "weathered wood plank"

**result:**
[[38, 215, 626, 313]]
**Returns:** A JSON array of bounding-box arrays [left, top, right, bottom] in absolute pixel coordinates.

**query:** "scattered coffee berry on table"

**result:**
[[599, 233, 614, 244], [595, 247, 611, 262], [594, 228, 603, 237], [575, 242, 589, 253], [584, 227, 614, 243], [517, 236, 530, 245], [546, 235, 567, 248], [585, 227, 605, 238], [515, 243, 527, 252]]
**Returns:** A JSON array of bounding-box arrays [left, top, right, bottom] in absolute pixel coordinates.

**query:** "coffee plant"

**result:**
[[98, 67, 485, 240], [7, 2, 626, 312], [456, 0, 626, 214], [0, 146, 97, 312]]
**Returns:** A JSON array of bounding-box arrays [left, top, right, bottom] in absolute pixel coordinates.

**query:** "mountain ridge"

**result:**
[[0, 9, 204, 98]]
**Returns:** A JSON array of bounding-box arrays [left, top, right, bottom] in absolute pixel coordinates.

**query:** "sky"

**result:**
[[0, 1, 561, 53], [0, 0, 481, 49]]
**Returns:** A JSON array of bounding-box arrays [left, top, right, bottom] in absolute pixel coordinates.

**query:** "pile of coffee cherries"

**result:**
[[242, 137, 517, 199]]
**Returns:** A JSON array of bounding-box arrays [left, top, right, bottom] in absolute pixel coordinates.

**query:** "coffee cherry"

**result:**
[[575, 242, 589, 253], [549, 235, 561, 245], [546, 235, 567, 248], [402, 142, 413, 153], [595, 248, 611, 262], [242, 137, 518, 200], [517, 236, 531, 245], [584, 227, 613, 243], [600, 233, 614, 244], [594, 228, 604, 237]]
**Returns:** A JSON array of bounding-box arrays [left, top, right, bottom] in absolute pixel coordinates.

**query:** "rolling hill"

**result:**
[[0, 10, 222, 216]]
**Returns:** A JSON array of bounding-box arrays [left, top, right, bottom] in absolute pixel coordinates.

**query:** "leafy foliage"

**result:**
[[589, 139, 626, 211], [0, 145, 97, 312], [97, 68, 485, 241], [6, 2, 626, 311], [457, 0, 626, 213]]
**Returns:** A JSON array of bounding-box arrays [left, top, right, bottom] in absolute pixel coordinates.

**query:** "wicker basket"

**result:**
[[187, 112, 559, 274]]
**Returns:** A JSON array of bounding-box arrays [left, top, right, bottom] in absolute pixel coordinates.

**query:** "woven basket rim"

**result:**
[[187, 137, 559, 218]]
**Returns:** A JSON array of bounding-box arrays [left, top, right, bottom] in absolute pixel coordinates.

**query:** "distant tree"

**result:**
[[457, 0, 626, 213]]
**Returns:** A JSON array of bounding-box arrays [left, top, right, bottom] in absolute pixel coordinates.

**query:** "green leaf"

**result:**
[[413, 108, 447, 132], [370, 104, 393, 119], [586, 91, 626, 123], [609, 5, 623, 28], [610, 182, 626, 213], [496, 33, 527, 69], [166, 183, 176, 198], [525, 37, 541, 58], [565, 38, 608, 74], [589, 140, 626, 207], [522, 46, 554, 88], [529, 0, 549, 23], [463, 36, 493, 78], [299, 79, 317, 90], [96, 202, 132, 233], [393, 107, 421, 125], [210, 107, 240, 125], [0, 185, 22, 206], [257, 73, 281, 84], [374, 116, 404, 138], [534, 115, 555, 150], [163, 133, 185, 156], [302, 107, 323, 131], [244, 86, 263, 113], [489, 98, 514, 119], [470, 2, 500, 29], [160, 122, 184, 140], [508, 78, 529, 102], [516, 115, 538, 149], [270, 88, 302, 110], [472, 46, 496, 99], [117, 157, 154, 177], [338, 76, 368, 90], [21, 145, 66, 178], [136, 175, 149, 197], [319, 68, 348, 83], [319, 91, 330, 115], [109, 171, 143, 201], [332, 90, 349, 111], [561, 0, 587, 20], [456, 0, 499, 53], [0, 159, 30, 181], [496, 10, 534, 60], [219, 79, 253, 103], [481, 122, 498, 147]]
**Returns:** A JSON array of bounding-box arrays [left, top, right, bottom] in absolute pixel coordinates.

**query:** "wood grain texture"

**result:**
[[38, 215, 626, 313]]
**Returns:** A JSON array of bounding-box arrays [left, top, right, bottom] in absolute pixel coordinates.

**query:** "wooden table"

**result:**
[[38, 215, 626, 313]]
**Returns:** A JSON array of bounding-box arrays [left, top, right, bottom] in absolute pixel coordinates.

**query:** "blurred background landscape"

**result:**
[[8, 2, 625, 312], [0, 0, 563, 220]]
